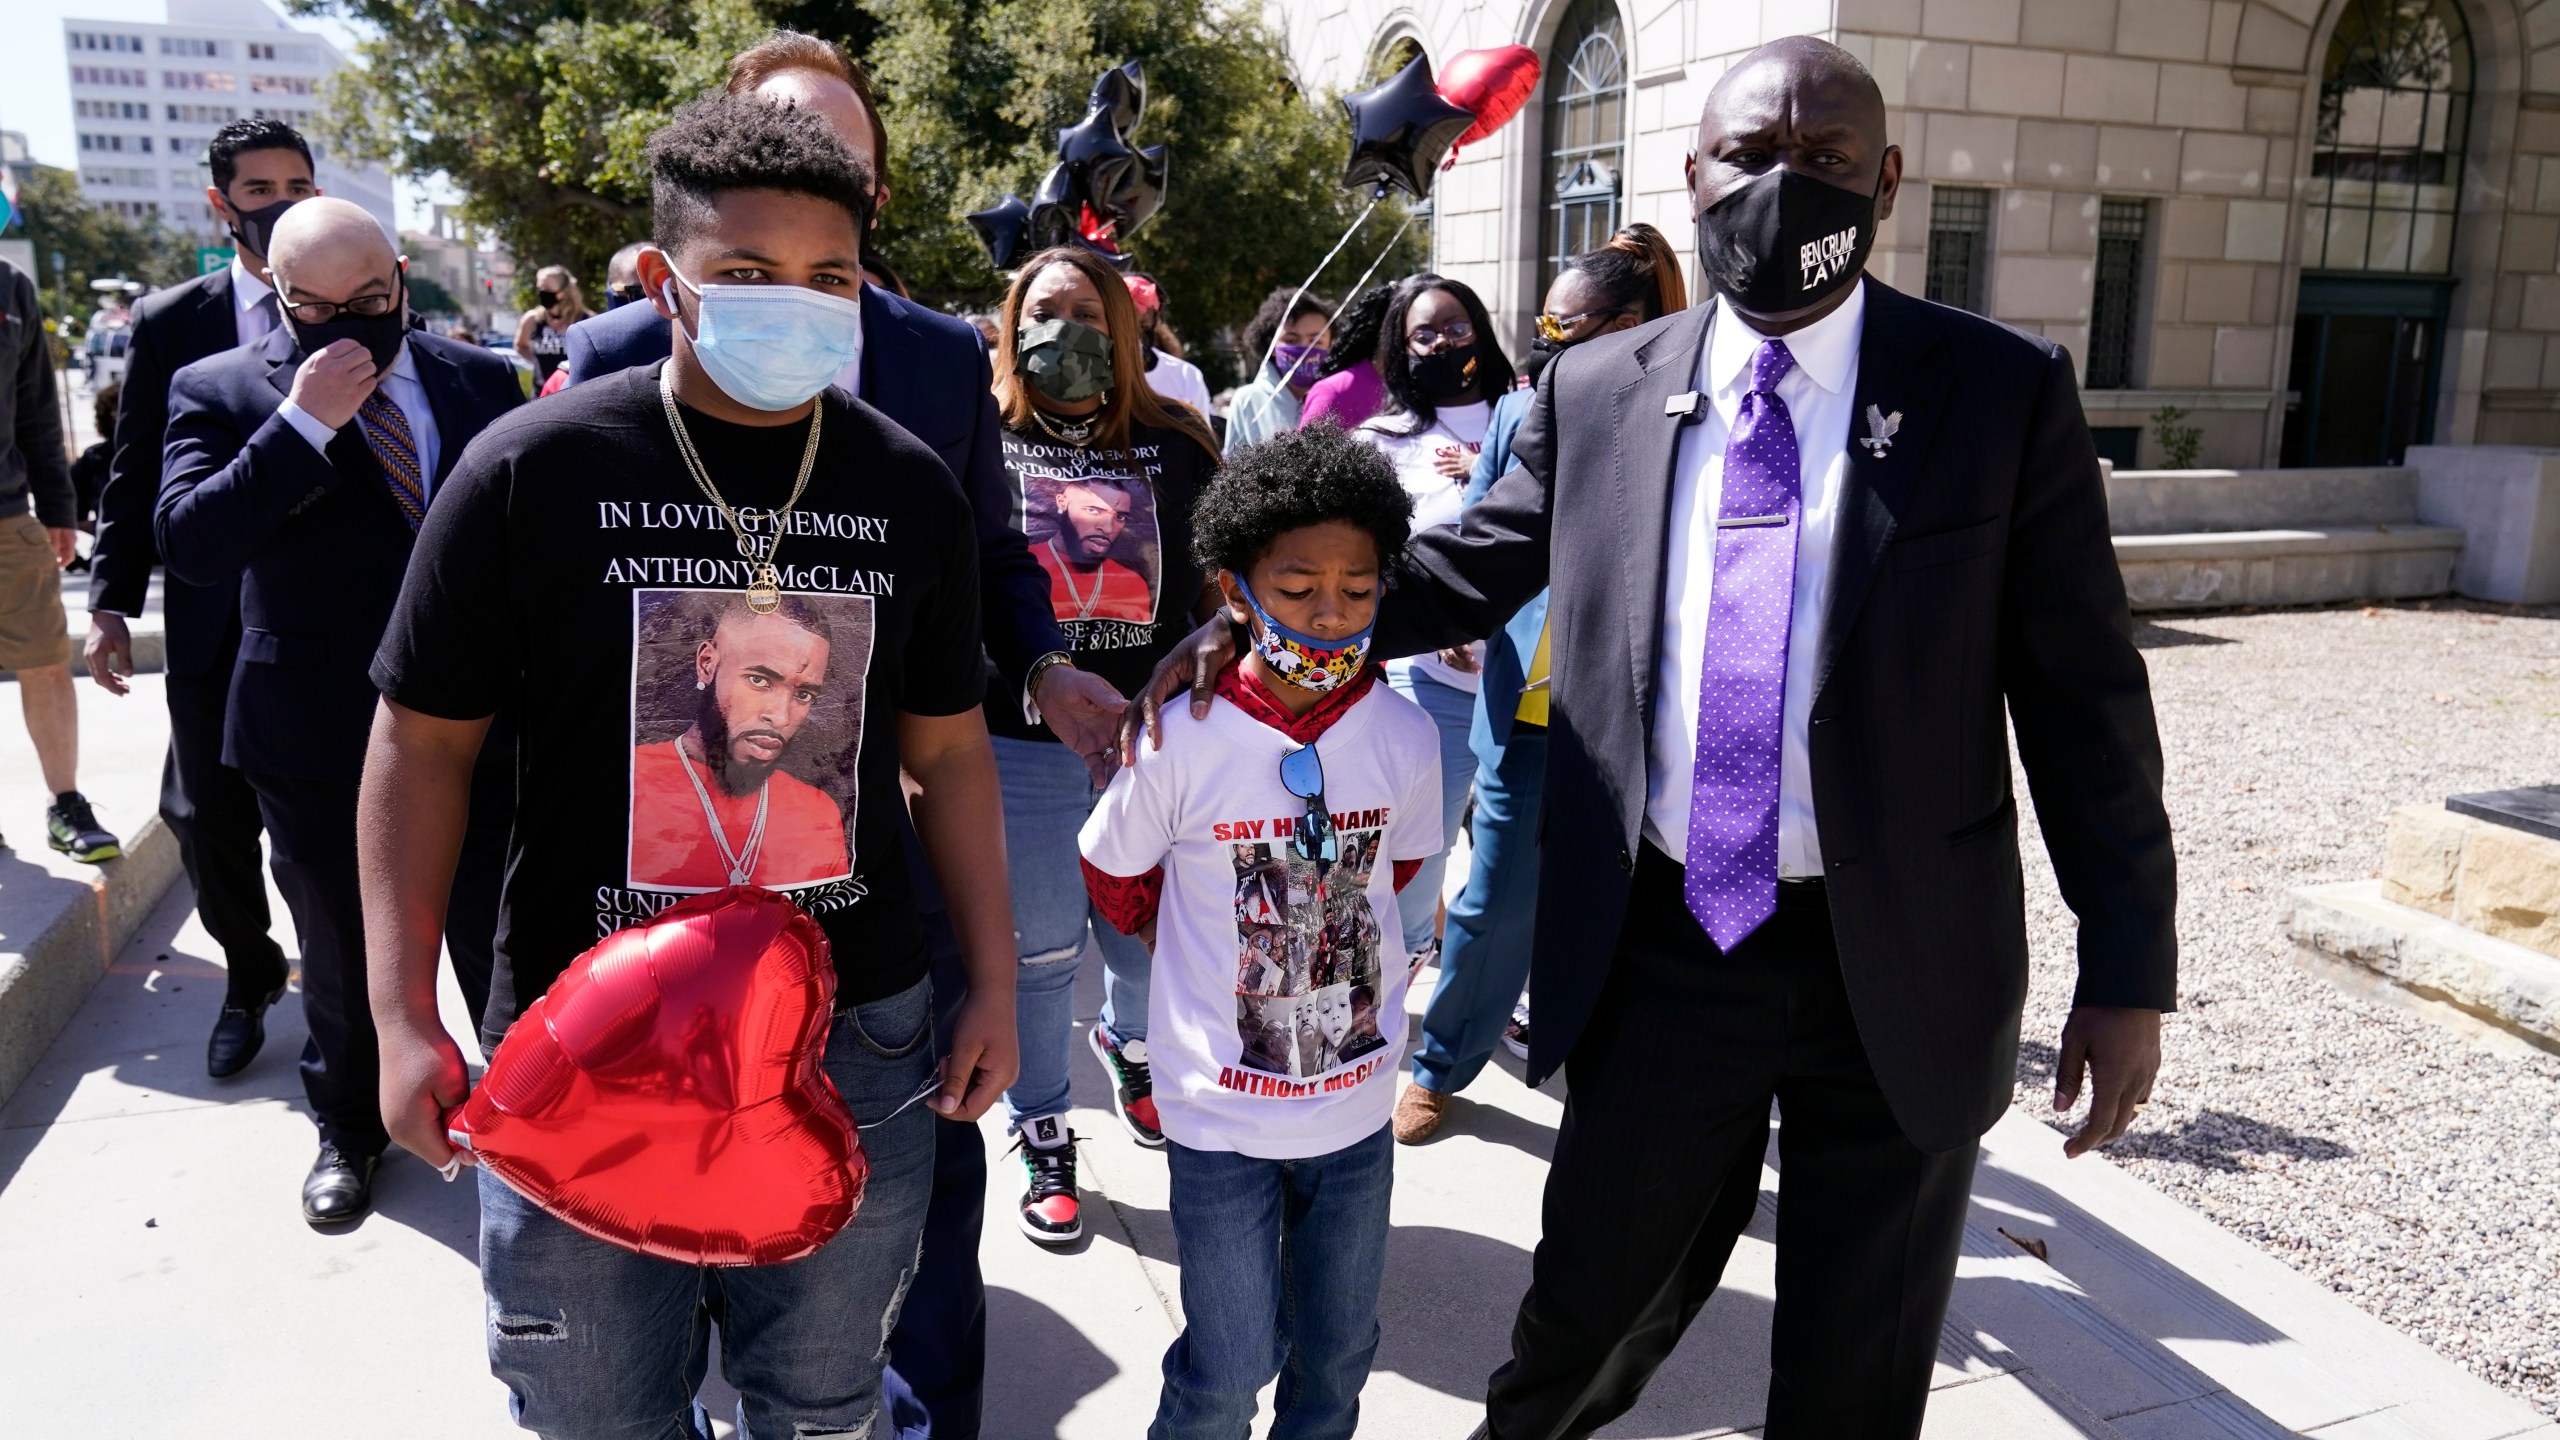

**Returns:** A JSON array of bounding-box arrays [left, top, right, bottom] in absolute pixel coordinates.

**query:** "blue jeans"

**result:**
[[1383, 670, 1474, 957], [478, 979, 940, 1440], [1412, 728, 1546, 1094], [1151, 1127, 1395, 1440], [994, 735, 1152, 1128]]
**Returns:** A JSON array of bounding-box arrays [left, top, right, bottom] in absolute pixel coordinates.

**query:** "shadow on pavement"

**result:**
[[983, 1282, 1122, 1437]]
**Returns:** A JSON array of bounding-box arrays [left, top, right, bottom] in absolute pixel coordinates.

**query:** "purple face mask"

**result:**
[[1271, 342, 1327, 395]]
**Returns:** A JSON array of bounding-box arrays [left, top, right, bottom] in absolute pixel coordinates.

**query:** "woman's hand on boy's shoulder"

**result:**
[[1117, 615, 1238, 767]]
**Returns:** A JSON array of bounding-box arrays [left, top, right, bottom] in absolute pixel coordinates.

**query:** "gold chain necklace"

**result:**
[[659, 367, 822, 614]]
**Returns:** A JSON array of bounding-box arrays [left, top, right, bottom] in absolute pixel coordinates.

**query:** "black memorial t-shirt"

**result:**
[[371, 363, 983, 1048], [987, 419, 1215, 744]]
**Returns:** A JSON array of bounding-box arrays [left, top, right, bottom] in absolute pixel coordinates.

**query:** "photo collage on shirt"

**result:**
[[624, 587, 873, 894], [1008, 435, 1165, 626], [1230, 829, 1391, 1081]]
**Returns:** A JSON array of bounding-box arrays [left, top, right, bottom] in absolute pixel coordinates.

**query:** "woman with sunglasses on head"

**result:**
[[987, 246, 1222, 1246], [1345, 272, 1516, 976], [1391, 223, 1687, 1145], [511, 263, 591, 386]]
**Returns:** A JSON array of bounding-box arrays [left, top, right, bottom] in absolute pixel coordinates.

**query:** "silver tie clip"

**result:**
[[1715, 513, 1791, 528]]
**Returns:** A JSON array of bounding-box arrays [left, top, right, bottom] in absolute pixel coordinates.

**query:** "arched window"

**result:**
[[2305, 0, 2472, 273], [1541, 0, 1626, 291]]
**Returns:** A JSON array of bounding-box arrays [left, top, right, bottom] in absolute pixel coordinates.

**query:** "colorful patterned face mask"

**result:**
[[1236, 575, 1373, 693]]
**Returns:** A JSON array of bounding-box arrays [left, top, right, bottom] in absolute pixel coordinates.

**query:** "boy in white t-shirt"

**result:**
[[1080, 423, 1442, 1440]]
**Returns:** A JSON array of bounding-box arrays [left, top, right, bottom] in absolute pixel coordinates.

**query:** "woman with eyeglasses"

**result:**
[[1392, 223, 1688, 1146], [986, 245, 1222, 1247], [1345, 272, 1516, 976], [511, 263, 591, 386]]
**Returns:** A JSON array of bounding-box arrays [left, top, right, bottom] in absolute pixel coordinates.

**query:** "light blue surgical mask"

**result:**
[[664, 270, 864, 412]]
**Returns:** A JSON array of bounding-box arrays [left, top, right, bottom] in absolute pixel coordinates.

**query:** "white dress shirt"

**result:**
[[276, 341, 443, 501], [1642, 285, 1866, 877], [229, 259, 279, 347], [1146, 347, 1215, 419]]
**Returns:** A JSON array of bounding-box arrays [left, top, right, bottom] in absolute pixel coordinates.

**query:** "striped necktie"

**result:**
[[358, 388, 426, 532]]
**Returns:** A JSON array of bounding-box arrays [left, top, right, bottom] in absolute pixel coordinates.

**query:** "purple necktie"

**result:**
[[1684, 339, 1799, 950]]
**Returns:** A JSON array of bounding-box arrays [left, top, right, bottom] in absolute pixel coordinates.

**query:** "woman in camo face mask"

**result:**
[[985, 247, 1223, 1245]]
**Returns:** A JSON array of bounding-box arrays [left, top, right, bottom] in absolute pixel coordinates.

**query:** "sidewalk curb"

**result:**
[[0, 814, 182, 1107]]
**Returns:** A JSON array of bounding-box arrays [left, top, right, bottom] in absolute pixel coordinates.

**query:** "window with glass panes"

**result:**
[[2305, 0, 2471, 274], [1924, 186, 1992, 314], [1542, 0, 1627, 293], [2087, 198, 2149, 390]]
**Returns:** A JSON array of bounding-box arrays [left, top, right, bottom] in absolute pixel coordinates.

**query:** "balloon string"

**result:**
[[1250, 193, 1383, 390], [1233, 206, 1419, 435]]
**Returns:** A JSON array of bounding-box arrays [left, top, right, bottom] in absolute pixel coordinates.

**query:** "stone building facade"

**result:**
[[1269, 0, 2560, 469]]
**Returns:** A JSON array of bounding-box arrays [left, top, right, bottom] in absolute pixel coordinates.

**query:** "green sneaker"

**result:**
[[46, 792, 122, 864]]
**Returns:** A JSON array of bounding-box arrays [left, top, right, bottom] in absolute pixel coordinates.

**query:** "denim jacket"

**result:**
[[1462, 386, 1549, 763]]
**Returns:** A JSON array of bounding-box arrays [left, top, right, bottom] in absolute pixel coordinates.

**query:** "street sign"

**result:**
[[197, 246, 235, 276]]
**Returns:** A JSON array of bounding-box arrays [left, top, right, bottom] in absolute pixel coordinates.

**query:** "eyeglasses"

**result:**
[[1406, 320, 1475, 353], [278, 289, 400, 325], [1279, 743, 1336, 868], [1535, 307, 1630, 343]]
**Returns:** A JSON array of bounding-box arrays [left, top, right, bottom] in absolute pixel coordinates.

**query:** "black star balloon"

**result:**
[[964, 195, 1035, 270], [1088, 59, 1145, 138], [1340, 54, 1474, 200]]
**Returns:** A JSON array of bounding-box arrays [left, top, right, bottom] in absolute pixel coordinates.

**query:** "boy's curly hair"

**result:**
[[1193, 421, 1413, 576], [648, 92, 876, 256]]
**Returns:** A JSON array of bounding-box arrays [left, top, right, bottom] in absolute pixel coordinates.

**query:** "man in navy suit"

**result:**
[[87, 118, 318, 1080], [557, 36, 1122, 1439], [157, 198, 523, 1227]]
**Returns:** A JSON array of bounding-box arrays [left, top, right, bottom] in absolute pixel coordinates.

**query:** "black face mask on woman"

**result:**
[[1693, 167, 1881, 315], [1408, 347, 1478, 402]]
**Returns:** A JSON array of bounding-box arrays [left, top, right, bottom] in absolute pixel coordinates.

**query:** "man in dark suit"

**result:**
[[156, 197, 523, 1227], [1134, 38, 2174, 1439], [86, 118, 319, 1080], [541, 35, 1123, 1438]]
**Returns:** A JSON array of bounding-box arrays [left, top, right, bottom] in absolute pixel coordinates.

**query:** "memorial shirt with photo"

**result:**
[[1080, 682, 1442, 1159], [372, 364, 983, 1049], [984, 420, 1212, 744]]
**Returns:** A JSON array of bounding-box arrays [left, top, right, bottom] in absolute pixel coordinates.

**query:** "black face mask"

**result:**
[[605, 284, 645, 310], [285, 272, 409, 376], [1409, 347, 1479, 402], [1520, 341, 1558, 388], [1694, 167, 1880, 315], [537, 288, 562, 308], [225, 195, 300, 261]]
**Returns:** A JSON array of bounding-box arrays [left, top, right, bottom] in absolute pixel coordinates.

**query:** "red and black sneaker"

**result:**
[[1009, 1115, 1082, 1245], [1088, 1022, 1166, 1149]]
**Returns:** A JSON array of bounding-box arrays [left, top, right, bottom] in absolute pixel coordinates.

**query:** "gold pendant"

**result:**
[[746, 567, 781, 614]]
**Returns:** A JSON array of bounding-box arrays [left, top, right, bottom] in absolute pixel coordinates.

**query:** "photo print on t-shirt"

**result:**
[[1230, 827, 1390, 1082], [1011, 443, 1164, 628], [625, 587, 875, 894]]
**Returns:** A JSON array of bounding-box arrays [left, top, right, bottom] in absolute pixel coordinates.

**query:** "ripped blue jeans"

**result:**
[[478, 978, 939, 1440]]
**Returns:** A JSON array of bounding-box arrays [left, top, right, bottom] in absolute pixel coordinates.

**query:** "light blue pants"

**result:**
[[994, 735, 1152, 1130], [1410, 728, 1545, 1094], [1384, 670, 1475, 958]]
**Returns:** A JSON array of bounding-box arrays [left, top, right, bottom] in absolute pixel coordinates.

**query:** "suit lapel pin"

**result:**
[[1861, 404, 1902, 457], [1665, 391, 1704, 420]]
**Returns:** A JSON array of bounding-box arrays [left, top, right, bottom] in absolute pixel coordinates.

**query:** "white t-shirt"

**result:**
[[1147, 348, 1216, 422], [1355, 402, 1493, 693], [1080, 683, 1444, 1159]]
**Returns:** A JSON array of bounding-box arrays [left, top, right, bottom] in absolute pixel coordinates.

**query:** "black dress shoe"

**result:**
[[302, 1143, 379, 1227], [206, 985, 286, 1079]]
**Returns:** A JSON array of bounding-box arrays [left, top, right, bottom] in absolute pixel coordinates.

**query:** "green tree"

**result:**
[[7, 166, 202, 330], [294, 0, 770, 303], [405, 271, 463, 317], [298, 0, 1420, 387]]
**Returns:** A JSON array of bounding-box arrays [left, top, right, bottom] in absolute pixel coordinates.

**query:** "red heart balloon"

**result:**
[[446, 887, 864, 1266], [1437, 46, 1542, 150]]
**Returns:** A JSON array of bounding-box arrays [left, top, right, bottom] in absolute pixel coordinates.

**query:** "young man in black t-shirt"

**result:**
[[358, 94, 1018, 1438]]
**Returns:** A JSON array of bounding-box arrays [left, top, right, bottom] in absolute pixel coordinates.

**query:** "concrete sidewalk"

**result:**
[[5, 849, 2554, 1437]]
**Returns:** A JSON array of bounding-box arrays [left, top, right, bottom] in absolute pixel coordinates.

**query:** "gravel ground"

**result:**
[[2007, 599, 2560, 1415]]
